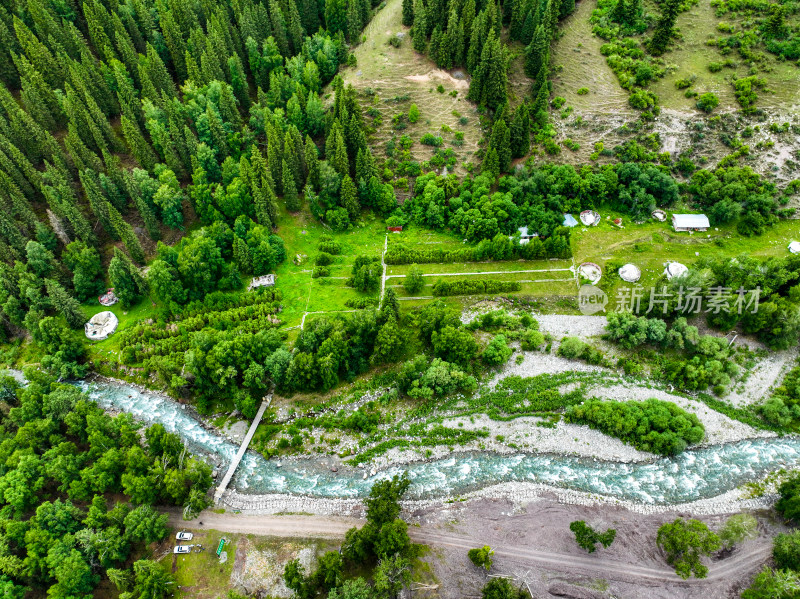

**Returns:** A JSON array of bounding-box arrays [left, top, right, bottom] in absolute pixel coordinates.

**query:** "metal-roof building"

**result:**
[[671, 214, 710, 232]]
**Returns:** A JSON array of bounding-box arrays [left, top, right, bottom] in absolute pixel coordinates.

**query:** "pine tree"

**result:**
[[159, 9, 188, 82], [469, 33, 508, 111], [412, 0, 428, 53], [326, 121, 350, 176], [108, 202, 146, 264], [108, 247, 147, 308], [509, 104, 531, 158], [80, 170, 118, 240], [482, 147, 500, 178], [13, 17, 64, 87], [466, 9, 488, 73], [340, 174, 360, 220], [325, 0, 348, 37], [525, 25, 548, 78], [402, 0, 415, 26], [269, 0, 291, 56], [611, 0, 627, 24], [346, 0, 362, 43], [355, 147, 377, 187], [304, 136, 321, 190], [44, 279, 85, 328], [648, 0, 680, 55], [623, 0, 641, 25], [122, 116, 158, 171], [490, 118, 512, 173], [282, 159, 300, 211], [233, 235, 252, 273], [284, 130, 304, 188], [228, 54, 251, 110]]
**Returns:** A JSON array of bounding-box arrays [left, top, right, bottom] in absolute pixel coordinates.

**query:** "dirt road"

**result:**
[[167, 509, 770, 585]]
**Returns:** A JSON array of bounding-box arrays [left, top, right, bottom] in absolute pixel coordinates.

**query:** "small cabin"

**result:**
[[387, 226, 403, 232], [249, 274, 275, 290], [517, 226, 538, 245], [672, 214, 709, 232]]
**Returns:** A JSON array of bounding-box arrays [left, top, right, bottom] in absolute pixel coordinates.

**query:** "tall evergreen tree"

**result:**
[[282, 159, 300, 212], [489, 118, 512, 173], [122, 116, 158, 171], [340, 174, 360, 220], [402, 0, 415, 26], [412, 0, 428, 53], [44, 279, 85, 328], [648, 0, 681, 55], [108, 247, 147, 308], [509, 104, 531, 158]]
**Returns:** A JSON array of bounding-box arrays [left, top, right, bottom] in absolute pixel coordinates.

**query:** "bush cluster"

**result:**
[[565, 398, 705, 455]]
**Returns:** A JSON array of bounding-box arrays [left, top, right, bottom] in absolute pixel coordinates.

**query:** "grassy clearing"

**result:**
[[650, 0, 800, 112], [163, 529, 236, 599], [550, 0, 634, 116], [272, 208, 387, 327], [572, 212, 800, 300], [338, 0, 484, 176]]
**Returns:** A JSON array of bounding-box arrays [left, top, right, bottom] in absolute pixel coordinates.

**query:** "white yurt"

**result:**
[[789, 241, 800, 254], [652, 209, 667, 222], [580, 210, 601, 226], [618, 263, 641, 283], [578, 262, 602, 284], [664, 262, 688, 280], [85, 311, 119, 340]]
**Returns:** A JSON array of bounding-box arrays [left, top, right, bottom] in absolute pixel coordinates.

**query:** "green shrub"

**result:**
[[408, 104, 420, 123], [675, 78, 694, 89], [696, 92, 719, 113], [316, 252, 334, 266], [467, 546, 494, 570], [432, 279, 521, 296], [577, 87, 589, 95], [565, 398, 705, 455], [420, 133, 443, 146]]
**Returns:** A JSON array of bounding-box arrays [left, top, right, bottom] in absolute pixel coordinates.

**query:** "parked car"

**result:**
[[174, 545, 191, 554], [176, 531, 193, 541]]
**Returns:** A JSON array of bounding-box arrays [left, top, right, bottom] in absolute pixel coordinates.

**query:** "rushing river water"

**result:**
[[78, 379, 799, 504]]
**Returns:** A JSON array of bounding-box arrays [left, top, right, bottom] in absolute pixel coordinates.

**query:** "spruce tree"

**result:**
[[402, 0, 415, 26], [326, 121, 350, 176], [233, 235, 252, 274], [412, 0, 428, 53], [122, 116, 158, 171], [648, 0, 680, 55], [108, 202, 146, 264], [509, 104, 531, 158], [80, 170, 118, 240], [340, 174, 360, 220], [525, 25, 548, 78], [490, 118, 512, 173], [44, 279, 85, 329], [108, 247, 147, 308], [346, 0, 362, 43], [482, 147, 500, 178], [326, 0, 349, 37], [304, 136, 321, 190], [282, 159, 300, 212]]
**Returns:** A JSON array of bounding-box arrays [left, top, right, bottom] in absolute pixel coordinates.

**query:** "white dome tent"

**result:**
[[578, 262, 602, 284], [618, 263, 641, 283], [85, 311, 119, 341], [664, 262, 688, 280], [580, 210, 600, 226], [789, 241, 800, 254]]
